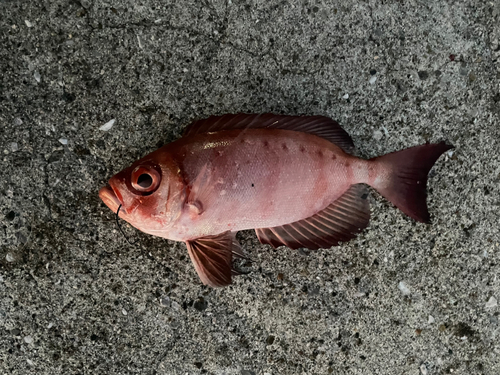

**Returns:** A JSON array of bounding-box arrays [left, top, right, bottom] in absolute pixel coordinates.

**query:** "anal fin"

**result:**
[[186, 231, 243, 287], [255, 184, 370, 250]]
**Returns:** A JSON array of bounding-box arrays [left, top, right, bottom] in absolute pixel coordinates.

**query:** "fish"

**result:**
[[99, 113, 452, 287]]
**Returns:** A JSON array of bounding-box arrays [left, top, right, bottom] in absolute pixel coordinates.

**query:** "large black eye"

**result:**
[[131, 165, 161, 194], [137, 173, 153, 189]]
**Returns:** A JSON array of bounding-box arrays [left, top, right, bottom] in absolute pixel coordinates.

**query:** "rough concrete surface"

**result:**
[[1, 0, 499, 374]]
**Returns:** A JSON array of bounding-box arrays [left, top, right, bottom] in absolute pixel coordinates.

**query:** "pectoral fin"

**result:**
[[186, 231, 243, 287]]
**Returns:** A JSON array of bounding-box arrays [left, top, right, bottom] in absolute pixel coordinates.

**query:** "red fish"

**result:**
[[99, 114, 452, 287]]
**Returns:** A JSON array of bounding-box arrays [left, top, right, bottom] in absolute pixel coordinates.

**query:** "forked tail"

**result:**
[[370, 142, 453, 222]]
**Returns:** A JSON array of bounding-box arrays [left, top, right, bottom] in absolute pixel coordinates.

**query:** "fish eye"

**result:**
[[131, 165, 161, 194], [137, 173, 153, 189]]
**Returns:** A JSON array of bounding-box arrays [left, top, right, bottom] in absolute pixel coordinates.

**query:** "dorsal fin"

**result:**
[[183, 113, 355, 153], [255, 184, 370, 250]]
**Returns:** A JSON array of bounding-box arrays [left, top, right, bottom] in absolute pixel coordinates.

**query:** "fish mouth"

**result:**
[[99, 184, 127, 215]]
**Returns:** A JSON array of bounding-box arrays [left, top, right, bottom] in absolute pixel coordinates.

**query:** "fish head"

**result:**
[[99, 149, 186, 236]]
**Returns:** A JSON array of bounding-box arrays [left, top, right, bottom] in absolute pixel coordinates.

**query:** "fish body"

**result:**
[[99, 114, 452, 287]]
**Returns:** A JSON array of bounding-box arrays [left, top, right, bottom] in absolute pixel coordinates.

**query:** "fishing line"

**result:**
[[116, 204, 138, 245]]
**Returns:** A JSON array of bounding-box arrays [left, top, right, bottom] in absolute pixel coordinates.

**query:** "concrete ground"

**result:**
[[1, 1, 499, 374]]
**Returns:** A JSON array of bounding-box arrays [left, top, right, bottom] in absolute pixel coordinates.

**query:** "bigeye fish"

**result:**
[[99, 114, 452, 287]]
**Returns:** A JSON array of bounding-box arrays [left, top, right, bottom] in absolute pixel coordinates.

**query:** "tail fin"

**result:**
[[371, 142, 453, 223]]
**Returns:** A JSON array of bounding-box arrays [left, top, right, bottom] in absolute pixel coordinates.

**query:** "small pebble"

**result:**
[[25, 20, 33, 28], [26, 359, 34, 366], [420, 363, 428, 375], [137, 35, 143, 49], [342, 93, 349, 99], [47, 322, 53, 329], [99, 119, 115, 131], [14, 118, 23, 126], [58, 138, 68, 145], [11, 142, 18, 152], [398, 281, 411, 295], [34, 70, 41, 82], [24, 336, 33, 344], [369, 75, 377, 84], [170, 301, 181, 311], [122, 308, 128, 315], [373, 130, 383, 141], [428, 315, 435, 324], [6, 253, 14, 262], [160, 296, 171, 307], [485, 296, 497, 309]]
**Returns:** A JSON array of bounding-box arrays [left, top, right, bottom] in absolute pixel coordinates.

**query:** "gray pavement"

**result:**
[[1, 1, 499, 374]]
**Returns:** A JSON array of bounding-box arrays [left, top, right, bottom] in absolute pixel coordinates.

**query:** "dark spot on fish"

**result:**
[[344, 162, 350, 167], [240, 139, 245, 143], [263, 140, 269, 147], [300, 145, 306, 153], [331, 155, 337, 160], [281, 143, 288, 151], [317, 150, 323, 157], [251, 183, 255, 187]]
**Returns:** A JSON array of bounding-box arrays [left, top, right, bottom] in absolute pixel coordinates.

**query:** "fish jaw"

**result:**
[[99, 184, 126, 216]]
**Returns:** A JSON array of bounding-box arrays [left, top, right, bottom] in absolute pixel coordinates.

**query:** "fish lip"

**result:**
[[99, 184, 127, 215]]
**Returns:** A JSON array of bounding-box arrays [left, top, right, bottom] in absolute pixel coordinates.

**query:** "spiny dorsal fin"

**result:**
[[183, 113, 355, 153], [186, 231, 243, 287], [255, 184, 370, 250]]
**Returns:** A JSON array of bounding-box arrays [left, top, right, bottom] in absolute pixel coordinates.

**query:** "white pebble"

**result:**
[[26, 359, 34, 366], [342, 93, 349, 99], [24, 336, 33, 344], [25, 20, 33, 28], [122, 308, 128, 315], [137, 35, 143, 49], [398, 281, 411, 295], [369, 75, 377, 84], [373, 130, 383, 141], [58, 138, 68, 145], [47, 322, 53, 329], [171, 301, 180, 311], [420, 364, 428, 375], [14, 118, 23, 126], [6, 253, 14, 262], [11, 142, 18, 152], [99, 119, 115, 131], [445, 149, 455, 161], [428, 315, 435, 324], [485, 296, 497, 309], [34, 70, 41, 82]]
